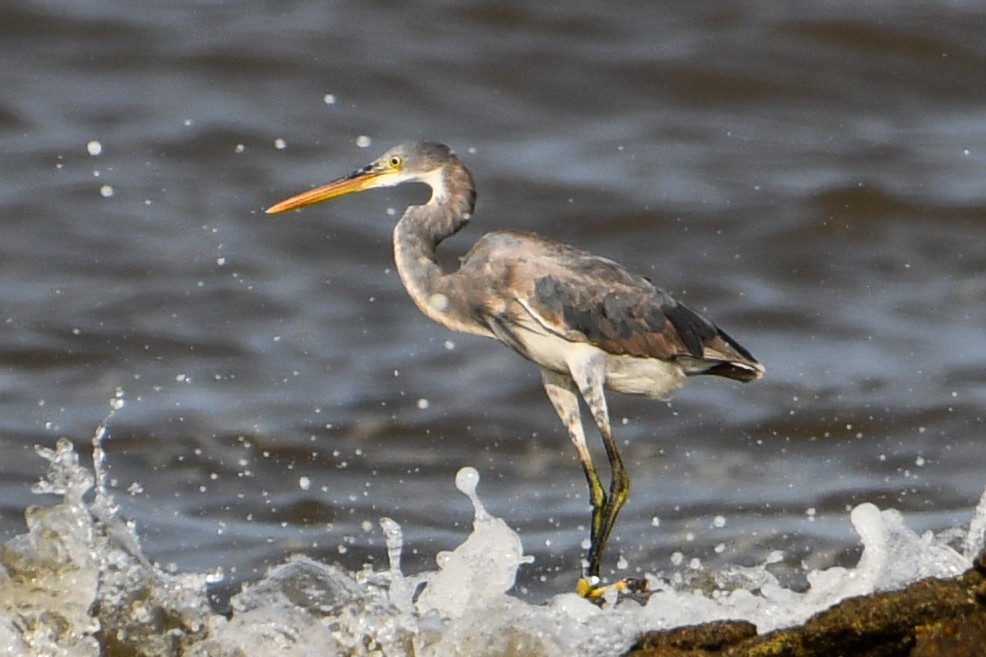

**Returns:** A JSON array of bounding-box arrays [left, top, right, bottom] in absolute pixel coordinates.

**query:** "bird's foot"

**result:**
[[576, 576, 648, 605]]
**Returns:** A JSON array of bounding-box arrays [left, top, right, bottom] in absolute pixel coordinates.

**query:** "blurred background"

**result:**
[[2, 0, 985, 598]]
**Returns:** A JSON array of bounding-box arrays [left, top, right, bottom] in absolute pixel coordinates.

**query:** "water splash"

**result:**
[[454, 466, 487, 519], [1, 399, 985, 657], [414, 467, 533, 621], [3, 392, 215, 657]]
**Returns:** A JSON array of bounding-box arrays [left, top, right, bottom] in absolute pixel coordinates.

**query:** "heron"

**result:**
[[266, 141, 763, 589]]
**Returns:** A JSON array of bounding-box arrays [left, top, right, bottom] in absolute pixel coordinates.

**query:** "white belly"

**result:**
[[511, 325, 687, 400], [603, 353, 686, 400]]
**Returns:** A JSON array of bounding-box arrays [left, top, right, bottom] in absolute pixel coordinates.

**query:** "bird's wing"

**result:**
[[518, 269, 711, 360], [464, 231, 758, 373]]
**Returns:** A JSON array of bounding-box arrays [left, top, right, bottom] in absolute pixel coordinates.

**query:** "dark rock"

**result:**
[[624, 547, 986, 657]]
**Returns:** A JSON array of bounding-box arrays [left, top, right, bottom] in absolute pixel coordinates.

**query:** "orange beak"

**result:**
[[265, 168, 386, 214]]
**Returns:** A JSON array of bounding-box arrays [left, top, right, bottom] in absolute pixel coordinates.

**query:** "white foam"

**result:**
[[414, 468, 532, 621], [963, 483, 986, 558]]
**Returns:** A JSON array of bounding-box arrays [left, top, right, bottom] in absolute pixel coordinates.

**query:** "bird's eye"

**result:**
[[389, 156, 402, 168]]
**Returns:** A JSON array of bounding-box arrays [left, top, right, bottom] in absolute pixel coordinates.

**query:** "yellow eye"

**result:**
[[389, 156, 403, 168]]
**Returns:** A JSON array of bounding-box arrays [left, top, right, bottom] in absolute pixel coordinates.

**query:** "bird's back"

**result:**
[[458, 230, 763, 385]]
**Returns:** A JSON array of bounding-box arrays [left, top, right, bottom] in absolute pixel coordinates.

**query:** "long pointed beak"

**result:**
[[265, 168, 386, 214]]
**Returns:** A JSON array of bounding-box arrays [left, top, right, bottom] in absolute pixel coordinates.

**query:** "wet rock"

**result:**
[[912, 613, 986, 657], [625, 547, 986, 657], [632, 620, 757, 655]]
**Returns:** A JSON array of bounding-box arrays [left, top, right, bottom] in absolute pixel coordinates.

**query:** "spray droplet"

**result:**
[[455, 466, 479, 496], [379, 517, 404, 574], [455, 467, 489, 521]]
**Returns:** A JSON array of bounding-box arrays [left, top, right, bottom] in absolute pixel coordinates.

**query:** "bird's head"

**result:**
[[266, 141, 454, 214]]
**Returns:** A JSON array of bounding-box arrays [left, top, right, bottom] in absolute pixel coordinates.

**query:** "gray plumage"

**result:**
[[267, 141, 764, 583]]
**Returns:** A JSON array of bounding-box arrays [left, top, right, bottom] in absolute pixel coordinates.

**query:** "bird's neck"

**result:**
[[392, 165, 488, 336]]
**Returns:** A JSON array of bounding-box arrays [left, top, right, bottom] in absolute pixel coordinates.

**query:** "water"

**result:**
[[2, 424, 983, 656], [2, 0, 986, 611]]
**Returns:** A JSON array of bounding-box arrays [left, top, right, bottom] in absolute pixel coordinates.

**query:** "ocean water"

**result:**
[[2, 0, 985, 609], [3, 422, 982, 656]]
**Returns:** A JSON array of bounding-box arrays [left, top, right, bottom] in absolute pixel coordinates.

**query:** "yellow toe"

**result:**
[[577, 577, 645, 602]]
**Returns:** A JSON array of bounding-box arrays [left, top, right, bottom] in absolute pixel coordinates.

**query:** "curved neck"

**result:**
[[392, 161, 489, 336]]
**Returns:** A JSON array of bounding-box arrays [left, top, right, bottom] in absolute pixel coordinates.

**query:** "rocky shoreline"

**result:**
[[626, 548, 986, 657]]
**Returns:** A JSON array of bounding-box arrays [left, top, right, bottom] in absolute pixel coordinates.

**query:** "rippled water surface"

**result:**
[[2, 1, 985, 596]]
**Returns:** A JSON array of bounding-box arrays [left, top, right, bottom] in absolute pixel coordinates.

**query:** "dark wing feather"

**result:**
[[461, 231, 761, 379], [519, 242, 759, 376], [529, 267, 712, 360]]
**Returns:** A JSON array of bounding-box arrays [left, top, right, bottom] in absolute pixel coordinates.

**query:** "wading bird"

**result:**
[[266, 141, 763, 589]]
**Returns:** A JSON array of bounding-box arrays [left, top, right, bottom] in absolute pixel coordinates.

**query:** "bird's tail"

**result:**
[[683, 326, 764, 382]]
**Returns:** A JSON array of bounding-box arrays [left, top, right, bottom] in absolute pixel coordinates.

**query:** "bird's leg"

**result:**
[[539, 369, 607, 564], [568, 355, 630, 581]]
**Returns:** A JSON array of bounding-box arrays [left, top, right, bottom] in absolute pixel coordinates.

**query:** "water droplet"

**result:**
[[455, 467, 479, 496]]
